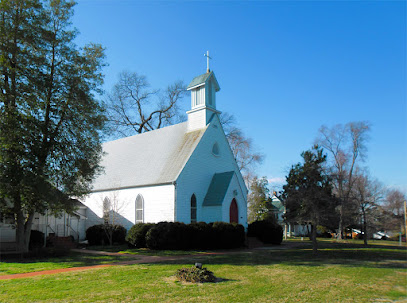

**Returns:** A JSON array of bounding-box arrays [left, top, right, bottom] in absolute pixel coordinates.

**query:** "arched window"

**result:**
[[191, 194, 197, 223], [229, 199, 238, 223], [135, 194, 144, 223], [103, 197, 111, 224]]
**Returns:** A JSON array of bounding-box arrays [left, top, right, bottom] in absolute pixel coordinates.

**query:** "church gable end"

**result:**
[[79, 66, 248, 240], [175, 114, 248, 227]]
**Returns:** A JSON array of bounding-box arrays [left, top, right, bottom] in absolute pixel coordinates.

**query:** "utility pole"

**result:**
[[404, 200, 407, 244]]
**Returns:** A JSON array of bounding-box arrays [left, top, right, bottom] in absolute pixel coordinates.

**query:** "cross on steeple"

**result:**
[[204, 50, 211, 73]]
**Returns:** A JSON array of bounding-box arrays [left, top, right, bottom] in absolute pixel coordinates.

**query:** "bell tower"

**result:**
[[186, 70, 221, 131]]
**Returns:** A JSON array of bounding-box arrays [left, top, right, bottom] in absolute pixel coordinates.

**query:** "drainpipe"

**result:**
[[173, 181, 177, 222], [44, 210, 48, 248]]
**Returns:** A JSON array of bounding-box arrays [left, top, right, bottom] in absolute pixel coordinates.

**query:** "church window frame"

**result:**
[[190, 194, 197, 223], [135, 194, 144, 223]]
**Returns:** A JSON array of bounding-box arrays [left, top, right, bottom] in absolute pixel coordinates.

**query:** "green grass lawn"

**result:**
[[0, 241, 406, 302]]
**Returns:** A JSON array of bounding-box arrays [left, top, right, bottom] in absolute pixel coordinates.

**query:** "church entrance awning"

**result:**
[[202, 171, 234, 206]]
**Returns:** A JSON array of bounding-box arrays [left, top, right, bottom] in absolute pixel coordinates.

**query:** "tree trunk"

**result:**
[[362, 206, 368, 246], [338, 202, 344, 240], [15, 208, 35, 253], [311, 224, 318, 255], [16, 210, 26, 252], [23, 213, 35, 251]]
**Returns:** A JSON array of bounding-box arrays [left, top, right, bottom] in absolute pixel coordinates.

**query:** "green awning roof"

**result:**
[[203, 171, 234, 206]]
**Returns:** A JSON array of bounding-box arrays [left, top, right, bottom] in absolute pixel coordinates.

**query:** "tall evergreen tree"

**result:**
[[0, 0, 106, 252], [282, 146, 336, 254]]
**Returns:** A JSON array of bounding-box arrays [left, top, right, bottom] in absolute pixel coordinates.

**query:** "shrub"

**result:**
[[112, 225, 127, 244], [212, 222, 245, 249], [139, 221, 245, 250], [248, 220, 283, 245], [86, 224, 127, 245], [86, 225, 105, 245], [176, 266, 216, 283], [126, 223, 155, 248], [146, 222, 189, 250], [188, 222, 214, 249], [29, 230, 45, 250]]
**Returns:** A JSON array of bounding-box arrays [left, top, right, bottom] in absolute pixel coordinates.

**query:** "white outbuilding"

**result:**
[[82, 70, 248, 235]]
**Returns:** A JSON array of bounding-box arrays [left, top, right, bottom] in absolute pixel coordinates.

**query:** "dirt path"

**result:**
[[0, 249, 220, 281], [0, 243, 299, 281]]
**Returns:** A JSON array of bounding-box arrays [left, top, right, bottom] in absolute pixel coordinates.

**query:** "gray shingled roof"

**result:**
[[187, 71, 220, 91], [203, 171, 234, 206], [187, 72, 211, 89], [92, 122, 207, 191]]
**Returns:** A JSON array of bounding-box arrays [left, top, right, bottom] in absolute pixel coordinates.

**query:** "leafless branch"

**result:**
[[104, 71, 186, 137]]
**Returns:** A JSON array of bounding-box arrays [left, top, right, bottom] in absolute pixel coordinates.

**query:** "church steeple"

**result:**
[[186, 71, 221, 131]]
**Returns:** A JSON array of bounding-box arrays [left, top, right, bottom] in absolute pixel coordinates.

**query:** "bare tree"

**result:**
[[352, 171, 384, 245], [105, 71, 186, 137], [382, 189, 406, 235], [220, 112, 264, 181], [316, 121, 370, 239], [98, 190, 129, 246]]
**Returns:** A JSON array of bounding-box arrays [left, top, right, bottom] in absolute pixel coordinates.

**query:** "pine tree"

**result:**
[[282, 146, 336, 255]]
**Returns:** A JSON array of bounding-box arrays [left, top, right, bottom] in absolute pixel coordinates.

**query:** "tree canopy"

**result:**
[[0, 0, 106, 251], [282, 146, 336, 254], [247, 176, 272, 223]]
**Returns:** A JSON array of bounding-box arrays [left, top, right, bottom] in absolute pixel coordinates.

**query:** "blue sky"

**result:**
[[72, 1, 406, 192]]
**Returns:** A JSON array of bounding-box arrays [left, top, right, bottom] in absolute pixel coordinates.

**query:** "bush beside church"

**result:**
[[126, 221, 245, 250], [86, 220, 283, 249], [247, 219, 283, 245]]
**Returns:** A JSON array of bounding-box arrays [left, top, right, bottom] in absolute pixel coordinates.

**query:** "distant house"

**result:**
[[0, 70, 248, 248], [270, 194, 310, 237]]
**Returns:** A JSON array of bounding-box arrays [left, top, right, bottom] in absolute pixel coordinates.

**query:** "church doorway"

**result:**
[[229, 199, 238, 223]]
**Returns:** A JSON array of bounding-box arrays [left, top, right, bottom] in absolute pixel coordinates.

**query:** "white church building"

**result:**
[[0, 70, 248, 247], [82, 70, 248, 236]]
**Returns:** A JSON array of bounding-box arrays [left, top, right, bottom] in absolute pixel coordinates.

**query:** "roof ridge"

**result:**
[[103, 121, 188, 145]]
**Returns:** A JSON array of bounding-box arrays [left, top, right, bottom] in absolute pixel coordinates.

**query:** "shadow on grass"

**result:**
[[174, 277, 236, 284], [0, 252, 133, 267], [151, 242, 407, 270]]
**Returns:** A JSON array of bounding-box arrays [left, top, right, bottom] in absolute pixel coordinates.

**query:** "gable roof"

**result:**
[[92, 122, 207, 191], [271, 196, 285, 212], [187, 71, 220, 91], [203, 171, 234, 206]]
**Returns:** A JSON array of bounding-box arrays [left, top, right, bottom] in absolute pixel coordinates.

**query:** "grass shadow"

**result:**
[[153, 242, 407, 270]]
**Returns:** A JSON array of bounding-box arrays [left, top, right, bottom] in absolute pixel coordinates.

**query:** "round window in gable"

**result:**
[[212, 142, 220, 156]]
